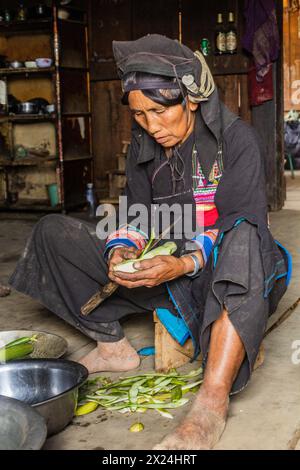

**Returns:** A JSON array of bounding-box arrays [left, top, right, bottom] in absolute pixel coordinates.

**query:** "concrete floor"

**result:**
[[0, 171, 299, 450]]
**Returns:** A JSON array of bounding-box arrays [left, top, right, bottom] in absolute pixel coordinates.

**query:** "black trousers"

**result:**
[[9, 214, 174, 342]]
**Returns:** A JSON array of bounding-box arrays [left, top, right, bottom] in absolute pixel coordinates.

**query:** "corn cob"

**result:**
[[0, 342, 34, 362], [0, 335, 37, 362], [113, 242, 177, 274]]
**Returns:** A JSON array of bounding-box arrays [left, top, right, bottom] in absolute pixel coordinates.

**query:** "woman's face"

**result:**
[[128, 90, 198, 148]]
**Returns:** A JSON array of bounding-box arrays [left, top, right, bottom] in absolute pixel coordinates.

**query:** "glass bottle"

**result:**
[[226, 12, 237, 54], [215, 13, 226, 55], [16, 3, 27, 22], [4, 9, 11, 22], [86, 183, 96, 218]]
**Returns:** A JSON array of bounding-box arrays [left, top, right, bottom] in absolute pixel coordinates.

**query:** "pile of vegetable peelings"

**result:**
[[76, 367, 203, 431]]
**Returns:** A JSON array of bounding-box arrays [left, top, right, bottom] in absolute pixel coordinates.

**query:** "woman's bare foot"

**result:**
[[78, 337, 141, 374], [153, 387, 229, 450]]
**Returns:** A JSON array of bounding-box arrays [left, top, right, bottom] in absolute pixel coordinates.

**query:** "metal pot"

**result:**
[[0, 359, 88, 436], [0, 396, 47, 450], [16, 102, 39, 114]]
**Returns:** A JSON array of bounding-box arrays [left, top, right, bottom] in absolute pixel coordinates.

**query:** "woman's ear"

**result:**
[[187, 97, 199, 112]]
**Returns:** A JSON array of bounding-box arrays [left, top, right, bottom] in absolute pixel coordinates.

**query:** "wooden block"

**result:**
[[153, 310, 195, 373]]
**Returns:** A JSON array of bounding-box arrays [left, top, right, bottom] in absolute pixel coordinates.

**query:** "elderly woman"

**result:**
[[9, 35, 290, 450]]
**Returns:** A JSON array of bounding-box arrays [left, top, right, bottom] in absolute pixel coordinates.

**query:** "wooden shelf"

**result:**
[[206, 53, 249, 76], [58, 18, 87, 26], [63, 155, 93, 162], [0, 156, 57, 167], [0, 199, 61, 212], [59, 65, 88, 71], [62, 112, 91, 117], [0, 67, 55, 76], [0, 114, 56, 123], [0, 19, 53, 35]]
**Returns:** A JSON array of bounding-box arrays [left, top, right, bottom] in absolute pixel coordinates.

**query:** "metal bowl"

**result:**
[[16, 102, 38, 114], [0, 395, 47, 450], [9, 61, 24, 69], [0, 359, 88, 436], [0, 330, 68, 359]]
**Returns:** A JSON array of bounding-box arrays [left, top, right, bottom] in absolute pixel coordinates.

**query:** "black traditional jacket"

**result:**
[[121, 106, 290, 357]]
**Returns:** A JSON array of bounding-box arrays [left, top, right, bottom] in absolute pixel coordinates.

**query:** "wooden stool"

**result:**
[[153, 310, 196, 372], [153, 310, 265, 373]]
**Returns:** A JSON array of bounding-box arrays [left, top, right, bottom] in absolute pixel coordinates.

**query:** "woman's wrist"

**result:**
[[179, 255, 195, 275], [179, 251, 204, 276]]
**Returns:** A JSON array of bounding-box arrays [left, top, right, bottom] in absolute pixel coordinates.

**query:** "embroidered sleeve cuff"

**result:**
[[104, 225, 148, 259], [191, 229, 219, 265]]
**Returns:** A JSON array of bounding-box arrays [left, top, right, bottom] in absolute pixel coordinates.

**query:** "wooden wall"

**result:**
[[283, 0, 300, 111]]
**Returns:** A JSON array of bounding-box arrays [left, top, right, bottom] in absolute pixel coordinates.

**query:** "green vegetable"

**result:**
[[0, 343, 34, 362], [130, 422, 144, 433], [4, 335, 37, 348], [75, 401, 99, 416], [113, 242, 177, 273], [0, 335, 37, 362]]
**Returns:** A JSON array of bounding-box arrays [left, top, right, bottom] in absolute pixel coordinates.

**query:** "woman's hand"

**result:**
[[108, 246, 141, 282], [111, 254, 193, 289]]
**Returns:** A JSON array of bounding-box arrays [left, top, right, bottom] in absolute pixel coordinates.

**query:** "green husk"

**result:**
[[0, 335, 37, 362], [76, 367, 203, 419], [113, 241, 177, 273]]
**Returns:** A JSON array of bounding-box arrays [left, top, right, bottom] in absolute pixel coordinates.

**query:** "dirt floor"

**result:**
[[0, 171, 299, 450]]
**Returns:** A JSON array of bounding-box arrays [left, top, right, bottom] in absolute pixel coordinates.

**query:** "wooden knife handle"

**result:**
[[81, 282, 118, 316]]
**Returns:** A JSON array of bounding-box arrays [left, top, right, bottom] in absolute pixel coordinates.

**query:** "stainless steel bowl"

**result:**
[[9, 61, 24, 69], [0, 395, 47, 450], [0, 359, 88, 436], [16, 102, 38, 114]]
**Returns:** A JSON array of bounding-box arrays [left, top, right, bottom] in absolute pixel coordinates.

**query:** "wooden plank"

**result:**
[[239, 74, 251, 123], [214, 75, 239, 115], [91, 80, 131, 195], [153, 310, 195, 373], [132, 0, 179, 40], [89, 0, 132, 81]]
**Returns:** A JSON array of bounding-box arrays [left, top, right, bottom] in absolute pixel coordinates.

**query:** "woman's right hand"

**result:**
[[108, 247, 141, 282]]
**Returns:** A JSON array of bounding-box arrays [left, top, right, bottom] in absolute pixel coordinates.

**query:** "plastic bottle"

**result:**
[[86, 183, 96, 218]]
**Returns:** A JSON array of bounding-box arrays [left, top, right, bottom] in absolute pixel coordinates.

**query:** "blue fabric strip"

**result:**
[[274, 240, 292, 286], [156, 308, 190, 346], [193, 235, 214, 264], [165, 283, 196, 353]]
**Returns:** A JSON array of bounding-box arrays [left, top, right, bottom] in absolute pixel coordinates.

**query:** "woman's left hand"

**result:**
[[110, 255, 187, 289]]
